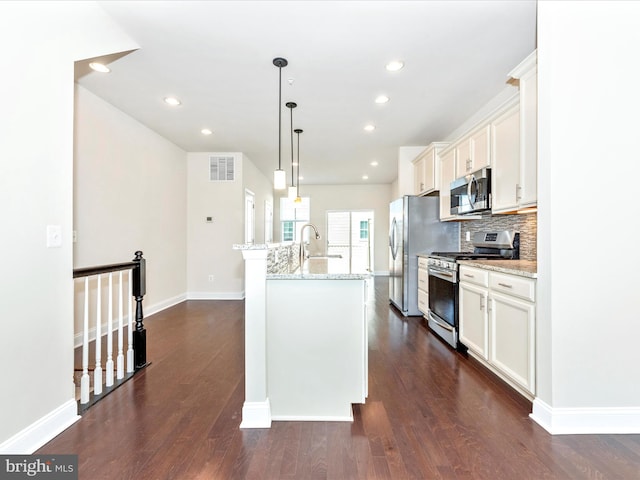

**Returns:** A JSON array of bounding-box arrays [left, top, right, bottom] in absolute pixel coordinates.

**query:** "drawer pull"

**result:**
[[463, 273, 474, 278], [498, 282, 513, 288]]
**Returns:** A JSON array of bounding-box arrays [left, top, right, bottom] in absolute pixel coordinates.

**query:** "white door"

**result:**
[[326, 210, 374, 273], [245, 189, 255, 244], [264, 200, 273, 243]]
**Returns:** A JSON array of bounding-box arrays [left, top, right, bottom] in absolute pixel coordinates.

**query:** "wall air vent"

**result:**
[[209, 156, 235, 181]]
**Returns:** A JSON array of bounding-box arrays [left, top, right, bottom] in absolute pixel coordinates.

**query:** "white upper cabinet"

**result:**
[[438, 147, 457, 220], [456, 125, 491, 177], [413, 154, 426, 195], [492, 50, 538, 213], [491, 102, 521, 212], [412, 142, 449, 195]]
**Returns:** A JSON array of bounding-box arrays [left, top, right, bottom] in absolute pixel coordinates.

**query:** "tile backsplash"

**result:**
[[459, 212, 537, 260]]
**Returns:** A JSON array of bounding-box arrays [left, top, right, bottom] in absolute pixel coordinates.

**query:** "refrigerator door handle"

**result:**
[[389, 217, 398, 260]]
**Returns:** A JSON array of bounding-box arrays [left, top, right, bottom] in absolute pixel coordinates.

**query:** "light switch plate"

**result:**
[[47, 225, 62, 248]]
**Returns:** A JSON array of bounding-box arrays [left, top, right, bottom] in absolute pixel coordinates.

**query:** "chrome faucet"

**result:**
[[299, 223, 321, 270]]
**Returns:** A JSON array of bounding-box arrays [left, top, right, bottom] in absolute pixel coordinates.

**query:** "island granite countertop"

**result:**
[[267, 257, 371, 280]]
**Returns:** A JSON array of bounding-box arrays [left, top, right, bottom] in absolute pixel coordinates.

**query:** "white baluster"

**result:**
[[126, 269, 134, 373], [105, 273, 114, 387], [117, 271, 124, 379], [80, 277, 90, 404], [94, 275, 103, 396]]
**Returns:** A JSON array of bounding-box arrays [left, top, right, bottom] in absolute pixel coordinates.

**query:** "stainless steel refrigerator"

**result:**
[[389, 196, 459, 316]]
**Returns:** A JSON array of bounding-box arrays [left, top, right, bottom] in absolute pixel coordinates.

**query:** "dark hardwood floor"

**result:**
[[39, 277, 640, 479]]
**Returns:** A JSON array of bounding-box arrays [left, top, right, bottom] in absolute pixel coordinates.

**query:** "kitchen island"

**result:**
[[234, 244, 370, 428]]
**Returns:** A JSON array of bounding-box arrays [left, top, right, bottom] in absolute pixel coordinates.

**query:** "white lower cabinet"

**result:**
[[417, 257, 429, 315], [459, 265, 536, 397], [459, 277, 489, 360]]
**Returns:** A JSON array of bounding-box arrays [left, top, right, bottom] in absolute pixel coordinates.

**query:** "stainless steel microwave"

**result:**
[[450, 167, 491, 215]]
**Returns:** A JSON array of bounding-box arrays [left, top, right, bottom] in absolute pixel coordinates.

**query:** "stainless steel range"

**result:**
[[427, 231, 520, 349]]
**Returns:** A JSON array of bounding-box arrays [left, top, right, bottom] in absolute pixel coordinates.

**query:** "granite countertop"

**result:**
[[457, 259, 537, 278], [267, 257, 371, 280]]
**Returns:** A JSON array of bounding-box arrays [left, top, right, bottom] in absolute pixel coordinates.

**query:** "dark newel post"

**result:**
[[132, 251, 147, 369]]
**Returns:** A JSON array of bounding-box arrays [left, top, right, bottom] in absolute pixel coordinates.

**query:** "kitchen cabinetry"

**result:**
[[456, 125, 491, 177], [492, 50, 537, 213], [459, 266, 489, 359], [459, 265, 536, 397], [438, 147, 456, 220], [417, 256, 429, 315], [490, 102, 521, 212], [412, 142, 449, 195]]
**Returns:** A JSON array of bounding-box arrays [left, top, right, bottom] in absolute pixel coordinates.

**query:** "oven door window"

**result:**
[[428, 272, 457, 328]]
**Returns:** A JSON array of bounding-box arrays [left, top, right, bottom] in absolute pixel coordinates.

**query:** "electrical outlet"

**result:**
[[208, 275, 214, 282], [465, 231, 471, 241]]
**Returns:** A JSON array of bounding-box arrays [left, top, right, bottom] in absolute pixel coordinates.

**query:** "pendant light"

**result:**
[[294, 128, 303, 203], [286, 101, 298, 200], [273, 57, 288, 190]]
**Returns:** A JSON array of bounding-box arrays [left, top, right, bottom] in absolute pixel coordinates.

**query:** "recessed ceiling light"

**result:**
[[362, 175, 369, 180], [201, 128, 212, 135], [89, 62, 110, 73], [375, 95, 389, 104], [364, 124, 376, 132], [386, 60, 404, 72], [370, 161, 379, 166], [164, 96, 181, 106]]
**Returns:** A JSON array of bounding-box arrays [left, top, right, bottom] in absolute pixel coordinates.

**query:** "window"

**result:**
[[359, 220, 369, 240], [282, 221, 294, 241], [280, 197, 310, 242]]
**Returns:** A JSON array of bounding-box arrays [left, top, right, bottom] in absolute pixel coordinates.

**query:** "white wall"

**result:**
[[74, 85, 187, 324], [243, 155, 275, 245], [0, 2, 138, 452], [187, 152, 273, 298], [534, 1, 640, 433], [293, 184, 392, 274]]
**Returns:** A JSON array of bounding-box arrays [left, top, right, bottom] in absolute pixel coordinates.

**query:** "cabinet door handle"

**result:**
[[480, 296, 485, 310], [516, 184, 522, 201], [498, 282, 513, 288]]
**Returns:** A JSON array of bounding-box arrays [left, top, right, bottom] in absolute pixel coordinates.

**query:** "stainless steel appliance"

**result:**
[[389, 196, 459, 316], [427, 231, 520, 349], [450, 167, 492, 215]]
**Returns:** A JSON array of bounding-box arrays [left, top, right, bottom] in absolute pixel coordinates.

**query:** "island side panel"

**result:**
[[266, 278, 367, 421]]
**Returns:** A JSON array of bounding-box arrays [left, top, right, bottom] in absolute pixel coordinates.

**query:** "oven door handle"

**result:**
[[428, 311, 454, 332], [428, 268, 456, 283]]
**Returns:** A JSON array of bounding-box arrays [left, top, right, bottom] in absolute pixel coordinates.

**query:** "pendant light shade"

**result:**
[[294, 128, 303, 203], [273, 57, 288, 190], [286, 101, 298, 200], [274, 169, 286, 190]]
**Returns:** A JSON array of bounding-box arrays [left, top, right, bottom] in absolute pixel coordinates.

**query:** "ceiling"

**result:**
[[77, 1, 537, 186]]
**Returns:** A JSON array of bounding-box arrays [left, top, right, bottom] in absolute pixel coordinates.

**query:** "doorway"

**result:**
[[326, 210, 374, 274], [245, 189, 255, 244]]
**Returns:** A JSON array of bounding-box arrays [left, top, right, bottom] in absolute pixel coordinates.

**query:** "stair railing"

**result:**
[[72, 251, 147, 408]]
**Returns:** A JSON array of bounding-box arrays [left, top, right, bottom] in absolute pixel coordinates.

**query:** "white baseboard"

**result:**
[[271, 413, 354, 422], [239, 400, 272, 429], [0, 400, 80, 454], [187, 291, 244, 300], [531, 397, 640, 434], [146, 293, 187, 317]]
